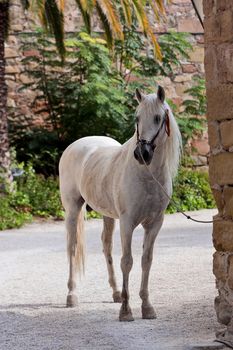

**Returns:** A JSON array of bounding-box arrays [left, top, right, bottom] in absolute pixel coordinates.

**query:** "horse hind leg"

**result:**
[[101, 216, 121, 303], [65, 196, 85, 308]]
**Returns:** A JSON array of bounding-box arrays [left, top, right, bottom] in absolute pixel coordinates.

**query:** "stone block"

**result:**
[[10, 24, 23, 32], [216, 0, 233, 12], [213, 251, 228, 281], [213, 219, 233, 251], [192, 139, 210, 156], [220, 120, 233, 148], [205, 9, 233, 44], [203, 0, 216, 18], [215, 294, 232, 325], [208, 122, 220, 149], [228, 255, 233, 290], [23, 50, 40, 57], [206, 85, 233, 121], [212, 187, 224, 215], [19, 74, 32, 84], [5, 65, 20, 74], [204, 15, 221, 43], [177, 18, 203, 33], [174, 74, 192, 83], [5, 47, 18, 58], [182, 64, 198, 74], [223, 187, 233, 218], [204, 46, 218, 85], [189, 47, 204, 63], [209, 153, 233, 186], [217, 44, 233, 83]]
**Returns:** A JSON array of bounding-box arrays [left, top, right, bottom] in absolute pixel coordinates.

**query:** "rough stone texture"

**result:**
[[213, 252, 228, 282], [223, 187, 233, 218], [208, 122, 220, 150], [220, 121, 233, 149], [212, 187, 224, 216], [209, 153, 233, 186], [205, 1, 233, 335], [206, 85, 233, 121], [213, 220, 233, 252]]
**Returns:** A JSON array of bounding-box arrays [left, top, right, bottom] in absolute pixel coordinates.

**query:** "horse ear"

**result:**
[[157, 85, 165, 103], [135, 88, 145, 103]]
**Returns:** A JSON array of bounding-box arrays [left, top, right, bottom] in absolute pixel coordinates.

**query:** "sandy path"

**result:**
[[0, 210, 226, 350]]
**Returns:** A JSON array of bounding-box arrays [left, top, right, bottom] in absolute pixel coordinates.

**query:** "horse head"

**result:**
[[134, 86, 170, 165]]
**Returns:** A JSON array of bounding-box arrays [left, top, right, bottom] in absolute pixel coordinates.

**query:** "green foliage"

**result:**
[[0, 194, 32, 230], [0, 162, 215, 230], [176, 77, 207, 147], [17, 163, 64, 218], [0, 162, 64, 230], [183, 77, 206, 116], [115, 28, 192, 82], [10, 30, 193, 174], [167, 168, 215, 214], [10, 32, 127, 174]]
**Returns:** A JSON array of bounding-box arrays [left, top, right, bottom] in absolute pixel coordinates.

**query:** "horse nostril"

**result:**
[[142, 149, 150, 162]]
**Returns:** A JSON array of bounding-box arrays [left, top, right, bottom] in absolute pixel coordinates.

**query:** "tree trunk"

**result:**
[[0, 0, 13, 190]]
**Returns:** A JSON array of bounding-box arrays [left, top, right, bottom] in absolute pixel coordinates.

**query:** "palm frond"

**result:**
[[132, 0, 162, 59], [75, 0, 91, 34], [58, 0, 65, 12], [96, 2, 113, 48], [96, 0, 123, 40], [120, 0, 132, 27], [44, 0, 65, 61], [131, 0, 149, 33]]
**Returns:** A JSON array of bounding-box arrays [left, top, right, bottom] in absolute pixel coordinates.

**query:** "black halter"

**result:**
[[136, 111, 168, 151]]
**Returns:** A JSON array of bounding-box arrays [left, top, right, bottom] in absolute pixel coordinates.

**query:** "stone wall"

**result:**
[[204, 0, 233, 343], [6, 0, 207, 159]]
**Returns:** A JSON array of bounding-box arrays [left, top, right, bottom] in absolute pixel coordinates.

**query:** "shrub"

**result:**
[[0, 160, 215, 230], [167, 168, 215, 213]]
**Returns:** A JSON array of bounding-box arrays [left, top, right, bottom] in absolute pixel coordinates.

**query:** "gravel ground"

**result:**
[[0, 209, 227, 350]]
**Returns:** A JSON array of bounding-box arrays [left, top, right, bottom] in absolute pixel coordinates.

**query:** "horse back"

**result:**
[[59, 136, 122, 216]]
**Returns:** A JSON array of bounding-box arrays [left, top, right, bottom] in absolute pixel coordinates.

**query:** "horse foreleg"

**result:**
[[119, 217, 134, 321], [140, 216, 164, 319], [101, 216, 121, 303]]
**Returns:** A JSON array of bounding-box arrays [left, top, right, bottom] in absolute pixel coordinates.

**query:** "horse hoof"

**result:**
[[113, 291, 122, 303], [119, 306, 134, 322], [142, 305, 156, 319], [66, 294, 78, 308]]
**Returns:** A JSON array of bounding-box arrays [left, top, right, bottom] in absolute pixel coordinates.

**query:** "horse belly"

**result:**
[[79, 151, 120, 219]]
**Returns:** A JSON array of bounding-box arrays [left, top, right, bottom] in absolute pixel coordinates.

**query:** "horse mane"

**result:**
[[164, 102, 182, 179], [136, 94, 182, 179]]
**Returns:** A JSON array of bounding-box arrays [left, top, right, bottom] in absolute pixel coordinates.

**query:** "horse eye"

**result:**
[[154, 115, 160, 124]]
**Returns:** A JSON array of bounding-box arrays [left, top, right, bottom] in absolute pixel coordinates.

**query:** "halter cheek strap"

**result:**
[[136, 109, 170, 150], [165, 110, 170, 137]]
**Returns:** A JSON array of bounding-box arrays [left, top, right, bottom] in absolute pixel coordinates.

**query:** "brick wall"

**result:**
[[204, 0, 233, 342], [6, 0, 204, 112], [6, 0, 207, 158]]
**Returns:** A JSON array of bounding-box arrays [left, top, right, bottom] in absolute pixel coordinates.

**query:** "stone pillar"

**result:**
[[204, 0, 233, 344]]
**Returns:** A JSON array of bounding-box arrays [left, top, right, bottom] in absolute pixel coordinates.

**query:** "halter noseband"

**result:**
[[136, 109, 170, 151]]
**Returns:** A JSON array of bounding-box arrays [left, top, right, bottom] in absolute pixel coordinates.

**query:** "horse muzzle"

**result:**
[[134, 144, 154, 165]]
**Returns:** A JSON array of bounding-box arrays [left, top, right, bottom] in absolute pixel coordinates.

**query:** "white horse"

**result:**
[[59, 86, 182, 321]]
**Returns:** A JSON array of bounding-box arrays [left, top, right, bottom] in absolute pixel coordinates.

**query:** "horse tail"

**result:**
[[67, 206, 85, 275]]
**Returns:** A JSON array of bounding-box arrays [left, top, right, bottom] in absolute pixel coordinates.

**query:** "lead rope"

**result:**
[[139, 148, 214, 224]]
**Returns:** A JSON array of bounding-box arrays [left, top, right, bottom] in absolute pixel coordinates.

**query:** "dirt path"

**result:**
[[0, 210, 227, 349]]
